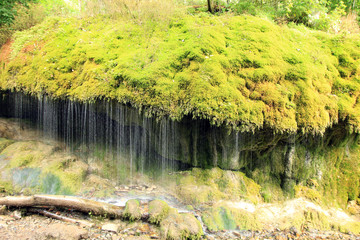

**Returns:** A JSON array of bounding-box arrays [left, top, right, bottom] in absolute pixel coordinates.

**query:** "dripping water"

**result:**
[[0, 91, 253, 183]]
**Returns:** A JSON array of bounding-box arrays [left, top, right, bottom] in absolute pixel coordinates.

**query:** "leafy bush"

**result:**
[[79, 0, 185, 23], [0, 3, 45, 46], [283, 0, 346, 31], [0, 0, 37, 26]]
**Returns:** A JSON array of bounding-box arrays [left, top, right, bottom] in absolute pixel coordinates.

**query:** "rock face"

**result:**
[[0, 91, 359, 207], [0, 119, 37, 140]]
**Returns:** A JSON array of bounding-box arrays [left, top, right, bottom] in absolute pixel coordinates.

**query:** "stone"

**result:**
[[160, 212, 203, 240], [123, 199, 142, 221], [289, 226, 299, 235], [102, 223, 120, 233], [12, 210, 21, 220], [148, 200, 170, 224]]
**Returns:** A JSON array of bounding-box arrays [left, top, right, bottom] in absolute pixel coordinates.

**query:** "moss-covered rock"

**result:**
[[175, 167, 261, 206], [160, 212, 203, 240], [123, 199, 142, 221], [202, 203, 261, 231], [0, 138, 89, 195], [294, 185, 322, 204], [148, 200, 171, 224], [0, 138, 13, 152], [147, 199, 203, 239]]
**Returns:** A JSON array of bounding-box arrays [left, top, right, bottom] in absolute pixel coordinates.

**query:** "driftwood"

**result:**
[[29, 208, 94, 227], [0, 195, 123, 218]]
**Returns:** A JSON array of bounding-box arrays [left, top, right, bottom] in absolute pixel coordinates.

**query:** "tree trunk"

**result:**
[[0, 195, 123, 218], [207, 0, 213, 13]]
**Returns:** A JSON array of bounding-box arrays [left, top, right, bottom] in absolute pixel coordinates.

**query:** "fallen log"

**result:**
[[0, 195, 123, 218], [29, 208, 94, 227]]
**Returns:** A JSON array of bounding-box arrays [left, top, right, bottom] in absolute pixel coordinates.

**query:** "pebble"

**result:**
[[12, 210, 21, 220]]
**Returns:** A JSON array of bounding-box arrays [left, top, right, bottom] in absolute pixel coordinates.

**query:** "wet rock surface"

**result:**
[[0, 118, 359, 239]]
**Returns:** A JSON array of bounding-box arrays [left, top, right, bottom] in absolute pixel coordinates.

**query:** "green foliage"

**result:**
[[0, 2, 45, 46], [0, 0, 37, 26], [284, 0, 347, 31], [223, 0, 353, 32]]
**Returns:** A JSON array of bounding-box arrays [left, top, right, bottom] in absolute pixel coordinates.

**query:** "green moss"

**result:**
[[279, 207, 360, 235], [1, 15, 359, 134], [0, 180, 14, 194], [148, 199, 203, 239], [2, 142, 47, 169], [123, 199, 141, 222], [148, 200, 171, 224], [281, 208, 331, 231], [160, 212, 203, 240], [0, 138, 14, 152], [0, 139, 88, 195], [40, 172, 71, 195], [44, 158, 88, 194], [175, 167, 261, 206], [294, 185, 322, 203], [202, 204, 261, 231], [336, 221, 360, 234]]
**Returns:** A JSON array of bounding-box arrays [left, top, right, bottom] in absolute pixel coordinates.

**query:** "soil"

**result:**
[[0, 206, 359, 240]]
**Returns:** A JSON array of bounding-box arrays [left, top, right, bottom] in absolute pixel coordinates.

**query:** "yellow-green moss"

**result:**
[[160, 212, 203, 240], [0, 139, 88, 195], [0, 180, 14, 194], [148, 199, 171, 224], [336, 221, 360, 234], [123, 199, 141, 222], [202, 203, 261, 231], [1, 15, 359, 134], [280, 208, 331, 231], [44, 157, 88, 194], [175, 167, 261, 206], [294, 185, 322, 204], [0, 138, 14, 152], [2, 141, 50, 168]]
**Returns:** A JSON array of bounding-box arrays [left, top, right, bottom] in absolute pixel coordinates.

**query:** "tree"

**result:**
[[207, 0, 213, 13], [0, 0, 36, 26]]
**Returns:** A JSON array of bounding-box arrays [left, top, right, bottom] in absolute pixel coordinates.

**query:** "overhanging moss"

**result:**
[[0, 15, 359, 134]]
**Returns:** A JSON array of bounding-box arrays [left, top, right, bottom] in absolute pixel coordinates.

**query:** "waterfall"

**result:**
[[0, 91, 254, 182]]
